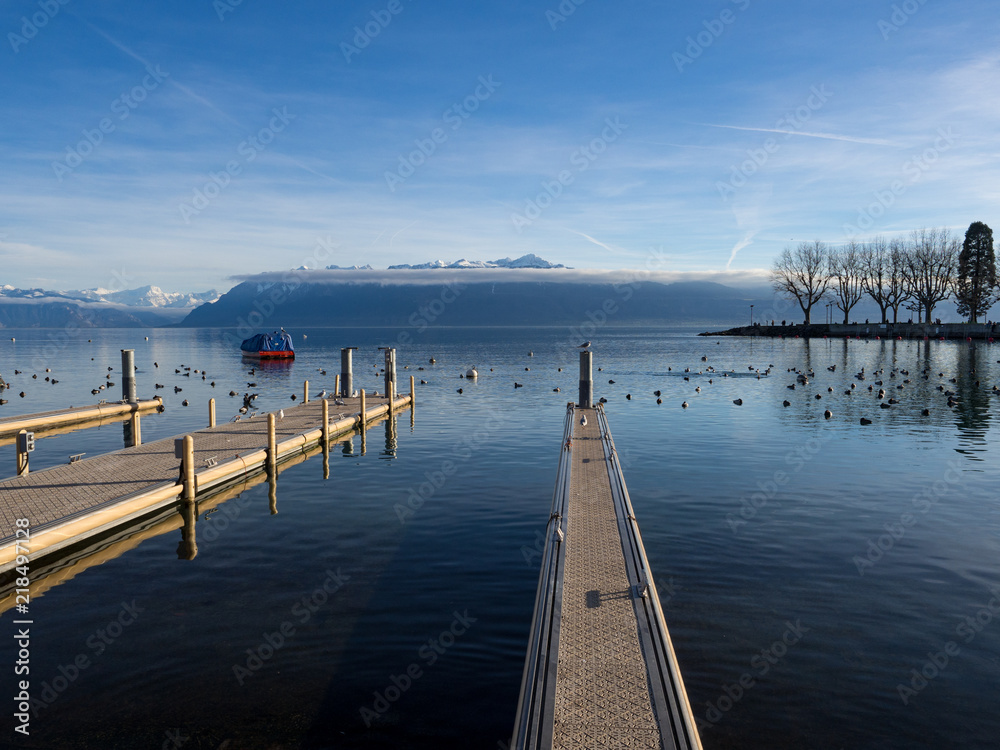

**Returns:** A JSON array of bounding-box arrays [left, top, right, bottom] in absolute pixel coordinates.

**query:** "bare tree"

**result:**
[[829, 241, 865, 324], [903, 228, 958, 323], [771, 241, 829, 324], [860, 236, 909, 323]]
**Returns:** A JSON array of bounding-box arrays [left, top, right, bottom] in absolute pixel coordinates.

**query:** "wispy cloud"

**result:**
[[705, 123, 896, 147]]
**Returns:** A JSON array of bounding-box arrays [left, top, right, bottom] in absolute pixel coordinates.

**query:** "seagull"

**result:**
[[578, 341, 591, 348], [279, 409, 284, 419], [580, 414, 588, 426]]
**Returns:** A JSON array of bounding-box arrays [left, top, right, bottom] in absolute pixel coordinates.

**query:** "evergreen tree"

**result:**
[[955, 221, 997, 323]]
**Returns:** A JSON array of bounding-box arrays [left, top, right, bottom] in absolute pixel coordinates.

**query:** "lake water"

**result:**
[[1, 326, 999, 749]]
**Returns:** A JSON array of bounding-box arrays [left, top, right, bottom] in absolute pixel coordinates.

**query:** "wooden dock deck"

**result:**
[[0, 393, 411, 572], [512, 403, 701, 749], [0, 398, 163, 444]]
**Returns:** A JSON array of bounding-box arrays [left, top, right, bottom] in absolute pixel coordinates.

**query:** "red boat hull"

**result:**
[[241, 349, 295, 359]]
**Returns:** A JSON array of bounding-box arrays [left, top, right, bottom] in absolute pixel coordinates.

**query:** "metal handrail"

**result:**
[[510, 401, 575, 750]]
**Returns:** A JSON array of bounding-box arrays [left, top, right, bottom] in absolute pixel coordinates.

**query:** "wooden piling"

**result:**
[[335, 373, 341, 398], [209, 398, 216, 428], [304, 380, 309, 404], [410, 375, 415, 406], [267, 413, 277, 477], [359, 389, 366, 432], [182, 435, 195, 503], [322, 398, 329, 444], [130, 411, 142, 446]]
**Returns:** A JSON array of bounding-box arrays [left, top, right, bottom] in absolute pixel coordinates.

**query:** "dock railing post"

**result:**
[[341, 347, 356, 397], [15, 430, 31, 476], [121, 349, 137, 405], [182, 435, 195, 503], [304, 379, 309, 404], [209, 398, 216, 428], [131, 411, 142, 446], [579, 350, 593, 408], [267, 413, 277, 478]]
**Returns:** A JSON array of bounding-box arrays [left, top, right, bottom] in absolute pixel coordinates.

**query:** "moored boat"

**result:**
[[241, 330, 295, 359]]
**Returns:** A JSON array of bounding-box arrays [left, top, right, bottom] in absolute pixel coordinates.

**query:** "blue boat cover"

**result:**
[[241, 331, 294, 352]]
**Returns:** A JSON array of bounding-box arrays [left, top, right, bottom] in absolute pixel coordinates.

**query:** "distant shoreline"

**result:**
[[700, 322, 999, 340]]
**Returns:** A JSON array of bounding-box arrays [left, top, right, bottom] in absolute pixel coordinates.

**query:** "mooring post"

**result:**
[[121, 349, 137, 405], [15, 430, 31, 476], [359, 389, 366, 432], [579, 350, 593, 408], [322, 397, 330, 481], [304, 379, 309, 404], [335, 373, 341, 398], [341, 347, 357, 397], [410, 375, 415, 407], [381, 347, 396, 405], [131, 411, 142, 446], [183, 435, 195, 503], [208, 398, 216, 428], [267, 412, 277, 478]]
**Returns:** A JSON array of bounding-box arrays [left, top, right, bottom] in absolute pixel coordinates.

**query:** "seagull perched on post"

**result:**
[[578, 341, 591, 348]]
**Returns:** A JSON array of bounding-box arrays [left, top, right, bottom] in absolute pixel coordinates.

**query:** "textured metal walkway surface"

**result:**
[[512, 403, 701, 750], [552, 408, 661, 747], [0, 396, 386, 538]]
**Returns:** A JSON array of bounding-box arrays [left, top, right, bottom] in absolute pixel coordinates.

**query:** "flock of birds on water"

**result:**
[[2, 337, 997, 427]]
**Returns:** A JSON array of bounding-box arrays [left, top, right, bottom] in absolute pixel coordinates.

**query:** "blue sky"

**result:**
[[2, 0, 998, 292]]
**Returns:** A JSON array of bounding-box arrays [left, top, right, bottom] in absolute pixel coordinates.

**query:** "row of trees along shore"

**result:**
[[770, 222, 998, 325]]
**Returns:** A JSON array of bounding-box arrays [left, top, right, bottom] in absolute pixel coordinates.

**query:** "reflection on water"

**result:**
[[0, 327, 999, 749]]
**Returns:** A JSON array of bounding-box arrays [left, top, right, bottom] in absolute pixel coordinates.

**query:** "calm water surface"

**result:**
[[1, 326, 999, 749]]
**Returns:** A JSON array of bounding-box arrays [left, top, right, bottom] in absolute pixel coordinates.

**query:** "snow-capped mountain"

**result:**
[[69, 285, 221, 308], [324, 264, 374, 270], [387, 253, 567, 270]]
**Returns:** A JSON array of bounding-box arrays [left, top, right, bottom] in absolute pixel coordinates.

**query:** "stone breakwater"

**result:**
[[701, 322, 1000, 341]]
